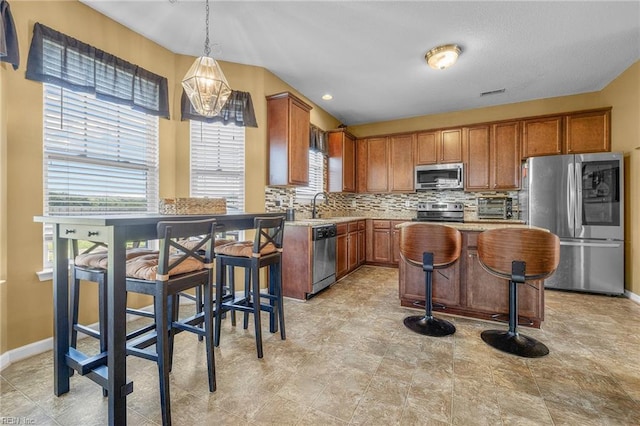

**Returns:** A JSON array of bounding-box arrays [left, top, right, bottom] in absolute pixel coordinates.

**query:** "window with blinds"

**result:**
[[42, 83, 159, 266], [295, 150, 325, 200], [190, 121, 245, 212]]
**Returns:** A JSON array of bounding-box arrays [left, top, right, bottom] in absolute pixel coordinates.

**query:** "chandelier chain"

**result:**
[[204, 0, 211, 56]]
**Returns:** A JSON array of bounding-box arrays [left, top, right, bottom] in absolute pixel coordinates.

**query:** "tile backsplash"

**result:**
[[265, 187, 520, 221]]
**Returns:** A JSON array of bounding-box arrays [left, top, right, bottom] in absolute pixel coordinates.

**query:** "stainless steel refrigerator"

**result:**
[[520, 153, 624, 295]]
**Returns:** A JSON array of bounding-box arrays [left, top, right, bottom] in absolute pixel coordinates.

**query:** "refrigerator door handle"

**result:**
[[574, 160, 582, 235], [560, 241, 622, 248], [567, 162, 575, 232]]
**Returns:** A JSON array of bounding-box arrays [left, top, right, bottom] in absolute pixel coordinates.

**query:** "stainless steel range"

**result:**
[[414, 202, 464, 223]]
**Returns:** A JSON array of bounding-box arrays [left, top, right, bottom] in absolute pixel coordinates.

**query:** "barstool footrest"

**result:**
[[481, 329, 549, 358], [404, 315, 456, 337]]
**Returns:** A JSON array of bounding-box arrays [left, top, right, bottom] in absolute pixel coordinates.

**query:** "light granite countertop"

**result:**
[[285, 216, 542, 232]]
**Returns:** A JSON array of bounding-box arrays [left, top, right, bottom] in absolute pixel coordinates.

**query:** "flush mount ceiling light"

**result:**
[[425, 44, 462, 70], [181, 0, 231, 117], [322, 94, 333, 101]]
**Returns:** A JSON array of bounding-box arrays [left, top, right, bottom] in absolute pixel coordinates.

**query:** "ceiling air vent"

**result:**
[[480, 88, 506, 97]]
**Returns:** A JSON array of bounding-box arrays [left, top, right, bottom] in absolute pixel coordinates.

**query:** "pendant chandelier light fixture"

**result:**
[[181, 0, 231, 117]]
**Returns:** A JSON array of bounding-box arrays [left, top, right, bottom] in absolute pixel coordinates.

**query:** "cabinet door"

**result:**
[[400, 260, 461, 308], [416, 131, 439, 165], [522, 116, 563, 158], [365, 137, 389, 192], [357, 229, 366, 266], [389, 134, 415, 192], [336, 232, 348, 279], [356, 139, 368, 193], [343, 133, 356, 192], [491, 121, 521, 190], [464, 125, 491, 190], [565, 109, 611, 154], [392, 224, 401, 264], [440, 128, 463, 163], [347, 231, 359, 272], [289, 100, 310, 185]]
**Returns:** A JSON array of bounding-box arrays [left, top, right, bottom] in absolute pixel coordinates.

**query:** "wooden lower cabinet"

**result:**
[[337, 220, 366, 280], [398, 229, 545, 328], [366, 219, 407, 266]]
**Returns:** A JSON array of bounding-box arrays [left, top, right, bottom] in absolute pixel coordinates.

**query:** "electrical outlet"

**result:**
[[351, 199, 356, 208], [275, 200, 281, 207], [405, 200, 411, 208]]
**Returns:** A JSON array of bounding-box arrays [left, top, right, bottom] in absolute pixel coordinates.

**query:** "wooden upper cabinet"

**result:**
[[521, 116, 563, 158], [464, 122, 520, 191], [389, 134, 415, 192], [416, 131, 438, 164], [491, 121, 521, 190], [362, 137, 389, 193], [267, 92, 312, 186], [416, 129, 462, 164], [441, 129, 463, 163], [464, 125, 491, 190], [565, 108, 611, 154], [328, 130, 356, 192]]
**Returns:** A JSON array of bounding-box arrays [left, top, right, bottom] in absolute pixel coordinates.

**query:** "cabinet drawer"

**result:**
[[337, 223, 348, 235], [348, 221, 359, 233], [358, 220, 366, 230], [372, 220, 391, 229]]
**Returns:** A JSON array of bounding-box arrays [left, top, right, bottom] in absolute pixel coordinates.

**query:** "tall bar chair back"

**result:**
[[399, 223, 462, 337], [124, 218, 218, 426], [477, 228, 560, 358]]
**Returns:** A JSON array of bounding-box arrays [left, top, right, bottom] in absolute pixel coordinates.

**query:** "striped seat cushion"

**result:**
[[125, 253, 205, 281], [214, 241, 278, 258], [75, 248, 158, 269]]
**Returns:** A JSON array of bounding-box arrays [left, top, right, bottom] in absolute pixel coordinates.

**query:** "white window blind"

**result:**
[[42, 84, 159, 266], [190, 121, 245, 212], [295, 150, 325, 200]]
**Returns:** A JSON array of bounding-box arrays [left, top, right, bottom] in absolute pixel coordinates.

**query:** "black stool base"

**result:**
[[481, 330, 549, 358], [404, 315, 456, 337]]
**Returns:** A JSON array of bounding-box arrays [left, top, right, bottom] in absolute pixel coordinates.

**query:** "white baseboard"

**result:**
[[625, 289, 640, 304], [0, 302, 168, 372]]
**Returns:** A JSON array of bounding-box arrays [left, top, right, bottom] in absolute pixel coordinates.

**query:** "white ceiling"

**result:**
[[80, 0, 640, 126]]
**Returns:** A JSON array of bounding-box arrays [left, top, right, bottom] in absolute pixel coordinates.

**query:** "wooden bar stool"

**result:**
[[399, 223, 462, 337], [214, 216, 286, 358], [125, 219, 218, 426], [477, 228, 560, 358]]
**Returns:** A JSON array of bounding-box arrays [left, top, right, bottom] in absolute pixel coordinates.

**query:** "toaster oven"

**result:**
[[477, 197, 513, 220]]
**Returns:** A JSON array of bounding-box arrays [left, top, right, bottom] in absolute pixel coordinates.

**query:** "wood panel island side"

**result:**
[[399, 224, 547, 328]]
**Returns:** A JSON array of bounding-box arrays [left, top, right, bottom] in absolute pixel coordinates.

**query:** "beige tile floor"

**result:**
[[2, 265, 640, 425]]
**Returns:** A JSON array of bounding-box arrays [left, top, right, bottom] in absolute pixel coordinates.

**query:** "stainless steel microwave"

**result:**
[[415, 163, 464, 190]]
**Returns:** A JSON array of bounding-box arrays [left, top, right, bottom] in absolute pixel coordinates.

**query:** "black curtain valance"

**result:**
[[181, 89, 257, 127], [0, 0, 19, 69], [310, 124, 327, 154], [26, 23, 170, 119]]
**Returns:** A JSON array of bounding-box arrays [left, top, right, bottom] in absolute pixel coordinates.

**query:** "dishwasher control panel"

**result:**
[[312, 224, 337, 240]]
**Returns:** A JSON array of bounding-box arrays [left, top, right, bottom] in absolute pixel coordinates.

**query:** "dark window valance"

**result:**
[[26, 23, 170, 119], [0, 0, 19, 69], [181, 89, 257, 127], [310, 124, 327, 154]]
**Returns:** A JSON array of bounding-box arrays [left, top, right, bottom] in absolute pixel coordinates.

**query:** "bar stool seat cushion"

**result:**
[[215, 241, 277, 258], [125, 253, 205, 281], [75, 247, 158, 269]]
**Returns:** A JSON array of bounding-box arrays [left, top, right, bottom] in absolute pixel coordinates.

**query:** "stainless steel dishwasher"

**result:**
[[310, 224, 337, 296]]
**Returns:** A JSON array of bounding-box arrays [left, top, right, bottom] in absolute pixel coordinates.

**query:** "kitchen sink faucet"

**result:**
[[312, 192, 328, 219]]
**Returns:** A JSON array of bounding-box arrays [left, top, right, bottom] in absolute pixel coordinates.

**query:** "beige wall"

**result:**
[[1, 0, 338, 353], [350, 61, 640, 295]]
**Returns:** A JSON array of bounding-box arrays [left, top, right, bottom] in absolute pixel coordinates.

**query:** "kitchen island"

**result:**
[[398, 222, 548, 328]]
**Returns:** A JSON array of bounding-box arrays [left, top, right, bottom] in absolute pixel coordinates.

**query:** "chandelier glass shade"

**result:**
[[181, 0, 231, 117]]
